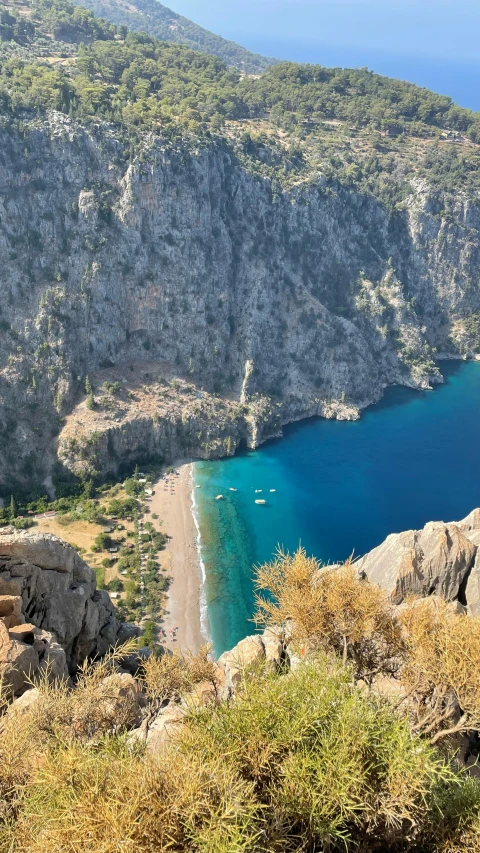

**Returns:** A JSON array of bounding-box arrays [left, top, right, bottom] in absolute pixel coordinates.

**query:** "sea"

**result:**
[[168, 1, 480, 112], [193, 361, 480, 656]]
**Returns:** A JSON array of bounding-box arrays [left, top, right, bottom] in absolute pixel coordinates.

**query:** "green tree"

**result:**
[[9, 494, 17, 520]]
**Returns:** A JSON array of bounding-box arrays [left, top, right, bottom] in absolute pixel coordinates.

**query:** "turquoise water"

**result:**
[[194, 361, 480, 656]]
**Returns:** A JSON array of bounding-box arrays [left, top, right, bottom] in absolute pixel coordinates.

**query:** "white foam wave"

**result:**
[[190, 465, 211, 644]]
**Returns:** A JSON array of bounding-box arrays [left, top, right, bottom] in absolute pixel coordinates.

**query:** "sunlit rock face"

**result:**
[[1, 114, 479, 491]]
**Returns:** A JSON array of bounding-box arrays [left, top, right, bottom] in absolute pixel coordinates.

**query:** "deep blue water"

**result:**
[[194, 361, 480, 656]]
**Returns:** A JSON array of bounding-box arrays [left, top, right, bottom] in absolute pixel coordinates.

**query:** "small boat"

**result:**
[[255, 489, 262, 493], [255, 499, 267, 505], [270, 489, 276, 493], [229, 487, 237, 491], [215, 495, 224, 501]]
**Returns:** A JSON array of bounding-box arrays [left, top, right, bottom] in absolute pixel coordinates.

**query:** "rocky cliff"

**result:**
[[1, 114, 480, 493], [0, 527, 128, 693], [359, 507, 480, 615]]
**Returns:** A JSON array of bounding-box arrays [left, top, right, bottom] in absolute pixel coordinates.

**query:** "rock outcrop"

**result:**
[[0, 528, 123, 692], [359, 509, 480, 613], [1, 118, 480, 494]]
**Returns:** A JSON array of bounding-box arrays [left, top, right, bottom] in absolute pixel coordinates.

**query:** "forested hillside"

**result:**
[[66, 0, 275, 73], [2, 0, 480, 203], [1, 0, 480, 495]]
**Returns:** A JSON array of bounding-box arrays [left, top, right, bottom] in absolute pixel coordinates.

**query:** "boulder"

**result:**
[[262, 626, 284, 670], [116, 622, 141, 646], [218, 634, 265, 691], [120, 646, 153, 676], [0, 620, 39, 696], [358, 521, 476, 604], [36, 632, 69, 682], [457, 509, 480, 549], [457, 508, 480, 534], [0, 594, 22, 629], [465, 550, 480, 618], [0, 529, 122, 670], [146, 704, 186, 755], [8, 623, 36, 643], [6, 687, 41, 717], [97, 672, 144, 728]]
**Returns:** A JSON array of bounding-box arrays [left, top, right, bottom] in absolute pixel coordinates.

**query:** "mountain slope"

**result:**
[[67, 0, 276, 72], [1, 0, 480, 496]]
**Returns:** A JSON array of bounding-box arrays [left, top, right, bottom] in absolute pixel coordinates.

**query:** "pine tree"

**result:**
[[9, 494, 17, 520], [85, 376, 95, 410]]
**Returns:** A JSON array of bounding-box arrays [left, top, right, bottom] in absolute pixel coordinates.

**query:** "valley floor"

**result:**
[[149, 464, 206, 653]]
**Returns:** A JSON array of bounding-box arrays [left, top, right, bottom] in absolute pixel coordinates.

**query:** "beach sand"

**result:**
[[149, 464, 206, 653]]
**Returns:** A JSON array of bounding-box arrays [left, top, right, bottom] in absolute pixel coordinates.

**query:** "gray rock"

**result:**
[[0, 530, 122, 671], [6, 687, 41, 717], [359, 520, 477, 604], [146, 704, 185, 755], [262, 626, 284, 670], [0, 621, 39, 696], [2, 121, 475, 490], [116, 622, 141, 646], [465, 550, 480, 618], [219, 634, 265, 691], [0, 595, 22, 629]]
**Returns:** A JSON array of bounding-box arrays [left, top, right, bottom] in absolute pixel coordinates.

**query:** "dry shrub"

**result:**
[[142, 645, 220, 711], [254, 548, 405, 681], [20, 640, 142, 744], [400, 598, 480, 743], [2, 655, 480, 852], [181, 656, 480, 852], [10, 737, 260, 853]]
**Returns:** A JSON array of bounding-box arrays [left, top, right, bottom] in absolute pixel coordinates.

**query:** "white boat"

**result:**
[[255, 499, 267, 505], [215, 495, 224, 501], [270, 489, 276, 493], [255, 489, 262, 493], [229, 487, 237, 491]]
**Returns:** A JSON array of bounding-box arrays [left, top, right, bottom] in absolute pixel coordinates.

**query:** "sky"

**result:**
[[165, 0, 480, 110]]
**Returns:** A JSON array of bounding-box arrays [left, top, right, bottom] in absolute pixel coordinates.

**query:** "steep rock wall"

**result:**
[[1, 114, 480, 490], [0, 528, 121, 667]]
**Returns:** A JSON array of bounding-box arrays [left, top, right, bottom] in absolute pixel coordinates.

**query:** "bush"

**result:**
[[3, 654, 480, 852], [94, 532, 113, 551], [400, 598, 480, 743], [107, 497, 138, 518], [11, 517, 35, 530], [124, 478, 144, 497], [142, 619, 156, 647], [94, 564, 106, 589], [255, 548, 404, 682], [106, 577, 124, 592]]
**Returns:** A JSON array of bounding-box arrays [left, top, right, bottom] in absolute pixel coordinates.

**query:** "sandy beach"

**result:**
[[149, 463, 206, 653]]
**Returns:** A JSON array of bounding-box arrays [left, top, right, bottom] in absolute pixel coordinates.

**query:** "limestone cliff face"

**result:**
[[1, 113, 480, 490], [0, 528, 121, 669], [359, 507, 480, 616]]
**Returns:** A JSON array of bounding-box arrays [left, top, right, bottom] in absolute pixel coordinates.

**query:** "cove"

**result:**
[[194, 361, 480, 656]]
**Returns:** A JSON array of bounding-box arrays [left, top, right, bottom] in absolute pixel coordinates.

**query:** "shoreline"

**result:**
[[149, 462, 208, 653]]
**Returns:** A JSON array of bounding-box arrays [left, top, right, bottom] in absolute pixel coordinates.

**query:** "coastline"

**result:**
[[149, 463, 208, 653]]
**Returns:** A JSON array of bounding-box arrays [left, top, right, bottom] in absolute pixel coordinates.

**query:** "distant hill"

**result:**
[[68, 0, 276, 73]]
